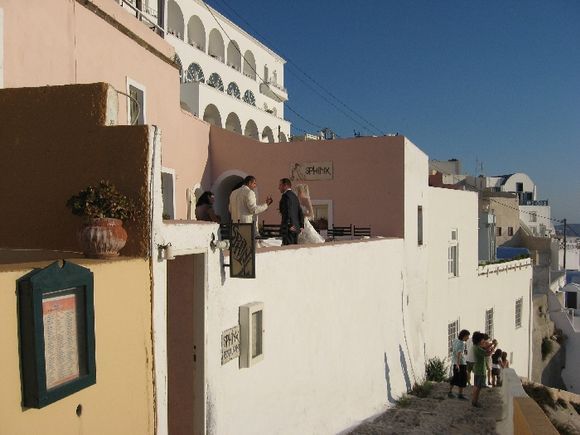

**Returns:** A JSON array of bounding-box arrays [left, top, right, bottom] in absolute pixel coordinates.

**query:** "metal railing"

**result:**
[[118, 0, 165, 36]]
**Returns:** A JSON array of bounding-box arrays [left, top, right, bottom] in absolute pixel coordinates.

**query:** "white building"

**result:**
[[150, 135, 534, 434], [119, 0, 291, 142]]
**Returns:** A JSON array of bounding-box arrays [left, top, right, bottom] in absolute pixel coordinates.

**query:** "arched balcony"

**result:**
[[225, 113, 242, 134], [207, 73, 224, 91], [244, 120, 259, 140], [208, 29, 225, 62], [185, 63, 205, 83], [203, 104, 222, 127], [262, 126, 274, 143], [227, 40, 242, 72], [243, 50, 256, 80], [167, 0, 184, 40], [243, 90, 256, 106], [227, 82, 240, 99], [187, 15, 206, 51]]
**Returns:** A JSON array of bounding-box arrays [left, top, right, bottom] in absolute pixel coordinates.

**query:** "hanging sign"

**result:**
[[229, 223, 256, 278]]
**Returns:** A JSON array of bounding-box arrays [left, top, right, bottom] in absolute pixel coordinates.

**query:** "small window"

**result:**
[[516, 182, 524, 192], [239, 302, 264, 368], [485, 308, 494, 339], [515, 298, 523, 329], [128, 83, 145, 125], [418, 206, 423, 246], [496, 227, 502, 236], [448, 229, 458, 277], [530, 212, 537, 223], [508, 227, 514, 236], [161, 169, 175, 220], [447, 320, 459, 357]]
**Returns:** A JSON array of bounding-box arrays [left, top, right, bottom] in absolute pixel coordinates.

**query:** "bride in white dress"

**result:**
[[295, 184, 325, 244]]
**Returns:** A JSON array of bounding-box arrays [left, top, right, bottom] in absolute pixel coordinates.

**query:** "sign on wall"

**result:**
[[229, 223, 256, 279], [17, 261, 96, 408], [290, 161, 333, 181], [221, 325, 240, 365]]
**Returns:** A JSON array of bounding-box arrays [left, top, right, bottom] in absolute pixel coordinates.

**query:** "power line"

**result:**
[[208, 0, 385, 136], [488, 198, 564, 224], [201, 0, 328, 134]]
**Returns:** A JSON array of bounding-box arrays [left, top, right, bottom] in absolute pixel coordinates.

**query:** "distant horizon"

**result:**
[[210, 0, 580, 222]]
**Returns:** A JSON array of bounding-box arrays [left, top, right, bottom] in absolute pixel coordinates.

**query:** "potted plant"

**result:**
[[66, 180, 137, 258]]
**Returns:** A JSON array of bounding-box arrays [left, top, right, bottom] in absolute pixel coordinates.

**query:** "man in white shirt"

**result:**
[[229, 176, 272, 232]]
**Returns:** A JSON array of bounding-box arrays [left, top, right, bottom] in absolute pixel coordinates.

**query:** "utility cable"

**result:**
[[210, 0, 386, 136], [488, 198, 564, 224], [201, 0, 328, 134]]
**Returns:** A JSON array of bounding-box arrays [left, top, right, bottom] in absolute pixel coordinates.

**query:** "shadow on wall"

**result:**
[[399, 344, 412, 393], [384, 353, 395, 404]]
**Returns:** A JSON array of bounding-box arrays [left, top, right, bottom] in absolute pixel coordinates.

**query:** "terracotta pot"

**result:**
[[79, 218, 128, 258]]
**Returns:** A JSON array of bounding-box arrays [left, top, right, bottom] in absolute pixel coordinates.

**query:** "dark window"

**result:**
[[129, 85, 145, 125], [418, 206, 423, 245], [508, 227, 514, 236], [496, 227, 502, 236]]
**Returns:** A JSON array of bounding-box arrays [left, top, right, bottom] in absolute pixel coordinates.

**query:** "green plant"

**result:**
[[425, 357, 449, 382], [66, 180, 137, 221], [395, 394, 412, 408], [410, 381, 433, 398], [541, 337, 554, 361]]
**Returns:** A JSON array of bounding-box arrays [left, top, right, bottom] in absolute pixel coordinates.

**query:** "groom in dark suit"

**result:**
[[278, 178, 304, 245]]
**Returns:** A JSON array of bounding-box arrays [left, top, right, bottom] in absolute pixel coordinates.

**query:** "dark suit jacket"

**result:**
[[279, 189, 304, 231]]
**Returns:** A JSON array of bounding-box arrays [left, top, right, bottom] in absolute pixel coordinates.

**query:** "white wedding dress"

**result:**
[[298, 206, 325, 244]]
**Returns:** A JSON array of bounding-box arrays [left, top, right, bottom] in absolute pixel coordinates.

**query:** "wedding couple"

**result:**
[[228, 175, 324, 245], [279, 178, 324, 246]]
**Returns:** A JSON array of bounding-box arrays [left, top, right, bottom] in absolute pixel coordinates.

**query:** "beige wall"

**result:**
[[482, 193, 520, 246], [209, 127, 406, 237], [1, 0, 211, 219], [0, 258, 154, 435], [0, 84, 151, 256]]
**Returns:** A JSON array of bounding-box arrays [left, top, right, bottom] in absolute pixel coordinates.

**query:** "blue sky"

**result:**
[[208, 0, 580, 222]]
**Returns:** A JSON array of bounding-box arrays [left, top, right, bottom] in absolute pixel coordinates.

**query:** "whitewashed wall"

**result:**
[[544, 290, 580, 394], [206, 239, 411, 435], [402, 139, 430, 376], [426, 187, 533, 377]]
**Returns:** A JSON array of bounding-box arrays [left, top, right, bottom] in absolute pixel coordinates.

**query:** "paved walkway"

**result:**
[[348, 383, 503, 435]]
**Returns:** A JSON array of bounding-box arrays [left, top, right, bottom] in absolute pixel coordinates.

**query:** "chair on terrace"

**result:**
[[328, 224, 353, 240], [259, 221, 285, 239], [353, 225, 372, 238]]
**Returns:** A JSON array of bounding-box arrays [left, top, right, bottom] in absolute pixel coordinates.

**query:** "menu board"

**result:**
[[42, 290, 80, 390]]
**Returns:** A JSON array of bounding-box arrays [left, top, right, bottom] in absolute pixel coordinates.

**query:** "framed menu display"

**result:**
[[18, 261, 96, 408]]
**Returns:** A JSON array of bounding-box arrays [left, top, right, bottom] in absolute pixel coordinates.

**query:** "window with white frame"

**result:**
[[127, 78, 146, 125], [448, 229, 458, 277], [448, 319, 459, 357], [485, 308, 494, 338], [239, 302, 264, 368], [515, 298, 523, 329], [311, 200, 333, 233]]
